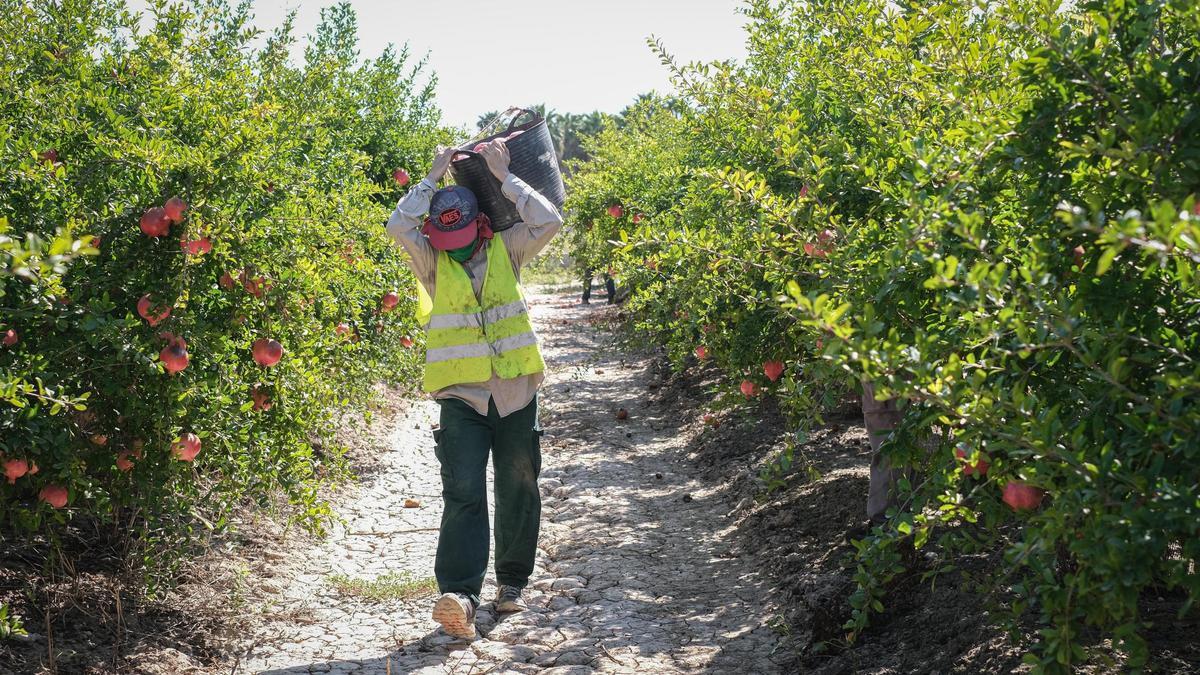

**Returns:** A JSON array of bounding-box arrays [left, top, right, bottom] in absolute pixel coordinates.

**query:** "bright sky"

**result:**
[[130, 0, 749, 130]]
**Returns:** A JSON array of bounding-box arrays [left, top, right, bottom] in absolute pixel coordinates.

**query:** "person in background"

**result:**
[[385, 139, 563, 640], [580, 267, 616, 305]]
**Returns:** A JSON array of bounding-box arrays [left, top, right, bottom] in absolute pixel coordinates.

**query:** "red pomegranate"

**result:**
[[2, 329, 16, 346], [803, 242, 829, 258], [393, 168, 410, 186], [740, 380, 759, 398], [251, 385, 272, 411], [160, 341, 189, 374], [164, 196, 187, 222], [140, 207, 170, 237], [817, 229, 836, 245], [116, 451, 135, 472], [39, 149, 58, 164], [240, 270, 269, 298], [632, 213, 644, 224], [4, 458, 29, 484], [381, 292, 400, 310], [137, 294, 171, 326], [172, 433, 201, 462], [252, 338, 283, 367], [39, 484, 69, 509], [763, 360, 785, 382], [955, 446, 990, 477], [219, 271, 237, 290], [607, 204, 623, 218], [1002, 481, 1045, 511], [181, 237, 212, 255], [400, 336, 414, 348], [335, 323, 351, 336], [694, 346, 709, 361]]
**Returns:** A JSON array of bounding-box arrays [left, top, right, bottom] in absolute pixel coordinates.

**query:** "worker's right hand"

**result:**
[[427, 145, 456, 184]]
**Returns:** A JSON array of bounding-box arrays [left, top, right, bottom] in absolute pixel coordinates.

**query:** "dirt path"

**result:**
[[236, 291, 786, 674]]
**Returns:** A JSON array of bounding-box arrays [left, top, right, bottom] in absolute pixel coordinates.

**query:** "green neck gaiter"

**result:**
[[447, 239, 477, 263]]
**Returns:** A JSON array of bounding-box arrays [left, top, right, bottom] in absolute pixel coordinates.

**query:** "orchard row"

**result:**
[[565, 1, 1199, 670], [0, 1, 451, 581]]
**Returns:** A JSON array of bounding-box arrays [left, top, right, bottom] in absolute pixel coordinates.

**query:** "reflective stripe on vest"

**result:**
[[419, 236, 545, 392], [426, 331, 540, 363], [423, 299, 528, 330]]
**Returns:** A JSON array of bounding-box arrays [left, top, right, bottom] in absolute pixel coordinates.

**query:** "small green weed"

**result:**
[[327, 572, 438, 602]]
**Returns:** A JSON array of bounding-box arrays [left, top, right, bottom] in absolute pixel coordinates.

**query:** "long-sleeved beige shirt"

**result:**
[[386, 173, 563, 417]]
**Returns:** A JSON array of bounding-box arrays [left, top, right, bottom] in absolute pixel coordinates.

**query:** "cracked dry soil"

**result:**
[[235, 291, 788, 674]]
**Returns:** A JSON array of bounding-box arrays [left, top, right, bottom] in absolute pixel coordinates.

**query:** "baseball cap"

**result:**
[[422, 186, 480, 250]]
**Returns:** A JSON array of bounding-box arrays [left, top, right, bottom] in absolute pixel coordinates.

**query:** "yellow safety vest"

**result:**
[[416, 236, 545, 392]]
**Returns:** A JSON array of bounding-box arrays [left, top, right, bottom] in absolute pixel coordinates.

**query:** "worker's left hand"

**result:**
[[479, 139, 511, 182]]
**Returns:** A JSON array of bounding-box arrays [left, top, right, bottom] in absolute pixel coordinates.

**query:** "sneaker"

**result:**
[[431, 593, 477, 640], [494, 585, 528, 613]]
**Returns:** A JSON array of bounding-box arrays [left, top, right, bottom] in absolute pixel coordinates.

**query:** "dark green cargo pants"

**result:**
[[433, 396, 542, 605]]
